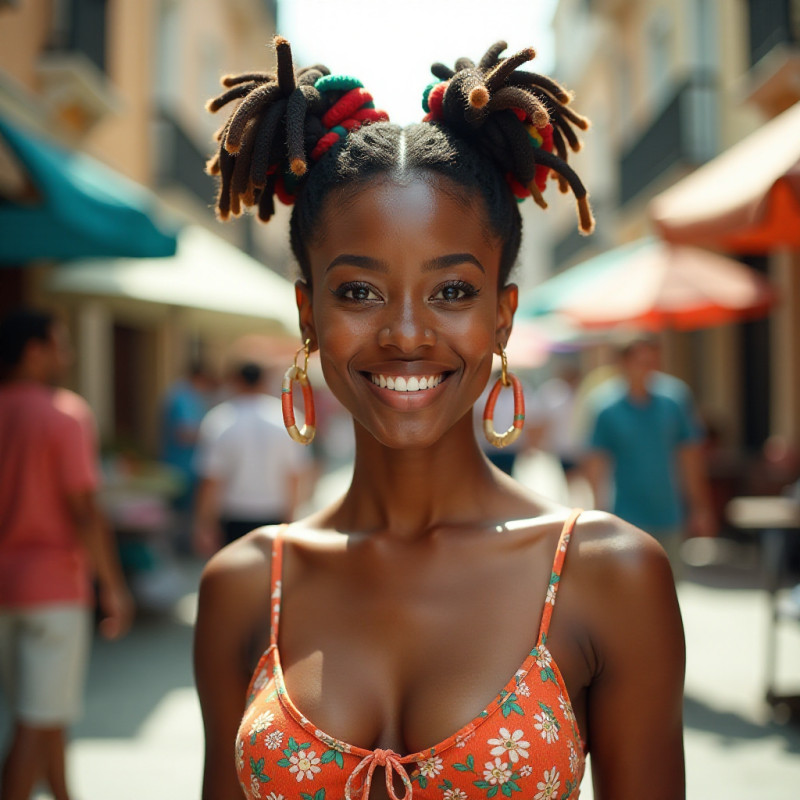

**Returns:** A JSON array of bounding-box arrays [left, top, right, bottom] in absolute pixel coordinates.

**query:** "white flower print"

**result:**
[[443, 789, 468, 800], [265, 794, 285, 800], [534, 767, 561, 800], [289, 749, 321, 782], [253, 668, 270, 691], [250, 775, 262, 799], [455, 731, 475, 749], [560, 533, 571, 552], [265, 730, 284, 750], [568, 740, 580, 775], [236, 739, 244, 772], [534, 647, 553, 670], [559, 694, 576, 724], [519, 765, 533, 777], [249, 710, 274, 736], [482, 758, 513, 786], [417, 756, 443, 778], [487, 728, 530, 763], [534, 711, 560, 744], [545, 583, 557, 606], [516, 680, 531, 698]]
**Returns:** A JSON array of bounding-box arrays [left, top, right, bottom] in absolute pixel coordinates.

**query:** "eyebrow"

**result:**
[[422, 253, 485, 274], [325, 254, 388, 273], [325, 253, 485, 274]]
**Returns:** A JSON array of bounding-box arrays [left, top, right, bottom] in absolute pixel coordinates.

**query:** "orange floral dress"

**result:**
[[236, 510, 586, 800]]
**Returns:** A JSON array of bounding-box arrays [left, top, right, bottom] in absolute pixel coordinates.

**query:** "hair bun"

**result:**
[[205, 35, 388, 222], [424, 42, 594, 234]]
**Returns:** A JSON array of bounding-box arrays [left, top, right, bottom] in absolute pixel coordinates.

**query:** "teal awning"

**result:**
[[0, 118, 178, 265]]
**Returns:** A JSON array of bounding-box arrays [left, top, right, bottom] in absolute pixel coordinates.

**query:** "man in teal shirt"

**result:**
[[584, 336, 715, 578]]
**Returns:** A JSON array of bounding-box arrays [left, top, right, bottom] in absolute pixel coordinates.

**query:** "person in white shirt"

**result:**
[[193, 362, 309, 553]]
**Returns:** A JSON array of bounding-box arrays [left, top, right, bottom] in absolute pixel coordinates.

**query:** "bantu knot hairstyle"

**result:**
[[205, 35, 388, 222], [424, 41, 594, 234]]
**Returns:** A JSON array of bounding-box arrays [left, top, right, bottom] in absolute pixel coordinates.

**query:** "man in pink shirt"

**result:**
[[0, 309, 133, 800]]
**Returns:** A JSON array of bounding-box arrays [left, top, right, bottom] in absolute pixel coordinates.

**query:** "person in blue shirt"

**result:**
[[161, 362, 214, 513], [583, 335, 715, 578]]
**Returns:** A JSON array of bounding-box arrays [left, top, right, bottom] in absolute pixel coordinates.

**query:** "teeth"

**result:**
[[370, 374, 444, 392]]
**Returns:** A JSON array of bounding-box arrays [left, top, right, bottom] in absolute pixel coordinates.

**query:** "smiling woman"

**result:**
[[193, 36, 686, 800]]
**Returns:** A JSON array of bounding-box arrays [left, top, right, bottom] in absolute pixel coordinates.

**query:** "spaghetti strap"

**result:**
[[537, 508, 582, 644], [269, 524, 288, 647]]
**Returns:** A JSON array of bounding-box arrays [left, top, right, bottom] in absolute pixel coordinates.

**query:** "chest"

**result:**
[[267, 535, 591, 758], [603, 399, 683, 456]]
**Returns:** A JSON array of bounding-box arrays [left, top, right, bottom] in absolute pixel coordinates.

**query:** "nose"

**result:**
[[377, 299, 436, 353]]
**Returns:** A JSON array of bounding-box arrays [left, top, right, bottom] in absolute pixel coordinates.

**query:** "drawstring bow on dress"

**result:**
[[344, 748, 413, 800]]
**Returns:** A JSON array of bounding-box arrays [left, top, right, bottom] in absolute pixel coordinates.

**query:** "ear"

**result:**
[[495, 283, 518, 352], [295, 280, 318, 351]]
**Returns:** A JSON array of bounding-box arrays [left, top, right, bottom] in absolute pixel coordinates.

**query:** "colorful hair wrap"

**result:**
[[418, 42, 593, 233], [309, 75, 389, 164]]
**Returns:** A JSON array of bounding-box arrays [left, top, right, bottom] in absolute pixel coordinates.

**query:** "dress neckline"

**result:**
[[261, 510, 585, 763]]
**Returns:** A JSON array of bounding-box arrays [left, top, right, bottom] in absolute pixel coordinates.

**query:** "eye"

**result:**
[[332, 282, 382, 303], [432, 281, 479, 303]]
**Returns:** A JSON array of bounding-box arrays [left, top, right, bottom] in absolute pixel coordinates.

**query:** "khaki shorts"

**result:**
[[0, 604, 92, 727]]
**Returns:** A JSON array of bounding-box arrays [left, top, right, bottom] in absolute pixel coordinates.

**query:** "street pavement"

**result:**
[[1, 545, 797, 799]]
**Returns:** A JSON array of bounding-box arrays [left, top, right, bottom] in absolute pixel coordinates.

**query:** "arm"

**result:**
[[679, 442, 716, 537], [585, 520, 686, 799], [195, 537, 271, 800], [65, 491, 133, 640], [194, 477, 224, 556]]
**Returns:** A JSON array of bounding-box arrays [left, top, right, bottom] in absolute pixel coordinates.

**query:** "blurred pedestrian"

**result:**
[[192, 361, 309, 553], [536, 358, 582, 476], [0, 309, 133, 800], [583, 334, 715, 578], [160, 360, 214, 516]]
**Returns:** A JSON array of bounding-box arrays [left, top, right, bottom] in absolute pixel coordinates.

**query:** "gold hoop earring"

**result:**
[[282, 339, 316, 445], [482, 348, 525, 449]]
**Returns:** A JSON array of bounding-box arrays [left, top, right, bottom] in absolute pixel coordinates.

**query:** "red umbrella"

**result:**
[[518, 238, 776, 331], [649, 101, 800, 252]]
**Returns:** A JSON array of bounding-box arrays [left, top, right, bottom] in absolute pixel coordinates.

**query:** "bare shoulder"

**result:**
[[570, 509, 674, 584], [197, 526, 279, 618], [565, 510, 684, 665]]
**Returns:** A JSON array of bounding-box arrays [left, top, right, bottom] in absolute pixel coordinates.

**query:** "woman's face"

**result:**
[[297, 174, 517, 450]]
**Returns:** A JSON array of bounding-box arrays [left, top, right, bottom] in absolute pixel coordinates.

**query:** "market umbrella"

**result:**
[[518, 237, 776, 331], [649, 101, 800, 252]]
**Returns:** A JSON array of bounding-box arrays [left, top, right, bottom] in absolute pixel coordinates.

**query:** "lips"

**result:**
[[369, 374, 445, 392]]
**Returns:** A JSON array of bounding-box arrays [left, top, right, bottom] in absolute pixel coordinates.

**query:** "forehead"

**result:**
[[309, 174, 501, 273]]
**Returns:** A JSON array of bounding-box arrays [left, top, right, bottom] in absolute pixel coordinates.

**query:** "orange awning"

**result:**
[[649, 102, 800, 252]]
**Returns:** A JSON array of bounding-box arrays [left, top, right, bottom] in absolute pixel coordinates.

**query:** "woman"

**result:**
[[194, 37, 685, 800]]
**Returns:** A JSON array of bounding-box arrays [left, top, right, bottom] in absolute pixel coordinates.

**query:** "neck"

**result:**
[[626, 373, 649, 401], [7, 366, 48, 385], [335, 413, 501, 538]]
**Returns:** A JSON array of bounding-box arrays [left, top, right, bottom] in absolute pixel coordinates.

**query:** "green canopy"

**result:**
[[0, 117, 178, 265]]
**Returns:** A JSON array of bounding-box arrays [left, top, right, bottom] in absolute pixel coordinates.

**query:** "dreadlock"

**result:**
[[206, 36, 593, 286]]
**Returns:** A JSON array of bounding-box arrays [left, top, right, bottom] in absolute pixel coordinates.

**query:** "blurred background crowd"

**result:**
[[1, 0, 800, 798]]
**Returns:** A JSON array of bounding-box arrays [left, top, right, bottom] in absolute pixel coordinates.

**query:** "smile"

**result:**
[[369, 374, 445, 392]]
